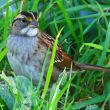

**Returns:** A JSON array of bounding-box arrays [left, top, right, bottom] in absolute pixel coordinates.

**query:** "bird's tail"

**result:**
[[73, 61, 110, 73]]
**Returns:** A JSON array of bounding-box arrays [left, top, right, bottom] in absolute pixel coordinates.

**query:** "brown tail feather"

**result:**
[[73, 61, 110, 73]]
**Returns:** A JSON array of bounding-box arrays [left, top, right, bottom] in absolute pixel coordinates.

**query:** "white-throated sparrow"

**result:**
[[7, 11, 110, 83]]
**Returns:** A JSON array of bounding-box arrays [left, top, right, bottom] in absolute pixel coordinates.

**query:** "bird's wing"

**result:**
[[40, 32, 110, 73], [40, 32, 73, 69]]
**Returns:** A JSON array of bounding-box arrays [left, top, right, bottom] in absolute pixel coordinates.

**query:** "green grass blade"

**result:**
[[36, 49, 50, 92], [42, 28, 63, 99], [80, 43, 110, 53], [31, 0, 40, 11], [49, 71, 64, 110], [56, 0, 79, 46], [72, 95, 107, 109], [98, 22, 110, 65], [83, 18, 98, 35], [0, 48, 8, 62], [0, 0, 19, 12], [49, 73, 76, 108]]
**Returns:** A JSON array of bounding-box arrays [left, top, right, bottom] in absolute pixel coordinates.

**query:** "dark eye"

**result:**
[[22, 18, 27, 23]]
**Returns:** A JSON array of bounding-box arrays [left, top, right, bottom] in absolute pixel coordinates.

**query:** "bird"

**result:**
[[7, 11, 110, 83]]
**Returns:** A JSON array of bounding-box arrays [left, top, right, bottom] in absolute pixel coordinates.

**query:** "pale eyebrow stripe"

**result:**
[[12, 14, 27, 24], [14, 14, 26, 20]]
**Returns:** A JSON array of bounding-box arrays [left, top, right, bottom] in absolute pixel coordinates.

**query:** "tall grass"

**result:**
[[0, 0, 110, 110]]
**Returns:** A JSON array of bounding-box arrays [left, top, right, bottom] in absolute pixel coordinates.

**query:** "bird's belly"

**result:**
[[7, 52, 42, 83]]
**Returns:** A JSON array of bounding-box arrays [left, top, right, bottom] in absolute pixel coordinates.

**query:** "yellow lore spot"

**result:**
[[26, 17, 33, 22]]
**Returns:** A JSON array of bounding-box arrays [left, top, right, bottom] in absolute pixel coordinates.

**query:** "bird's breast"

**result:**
[[7, 35, 38, 62], [7, 35, 49, 82]]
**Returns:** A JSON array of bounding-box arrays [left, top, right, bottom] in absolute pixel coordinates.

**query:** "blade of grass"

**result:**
[[72, 95, 107, 109], [79, 43, 110, 53], [0, 48, 8, 62], [56, 0, 79, 47], [3, 1, 9, 40], [31, 0, 40, 11], [0, 39, 7, 51], [49, 13, 110, 25], [39, 0, 54, 30], [83, 18, 98, 35], [36, 49, 50, 92], [49, 72, 76, 108], [55, 4, 106, 16], [0, 0, 20, 12], [49, 71, 65, 110], [96, 2, 108, 28], [41, 27, 63, 99], [98, 22, 110, 65], [63, 67, 72, 110]]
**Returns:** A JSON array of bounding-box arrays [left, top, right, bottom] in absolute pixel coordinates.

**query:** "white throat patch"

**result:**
[[20, 27, 39, 37]]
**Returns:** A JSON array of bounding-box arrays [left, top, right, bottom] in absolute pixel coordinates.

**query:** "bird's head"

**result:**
[[11, 11, 39, 37]]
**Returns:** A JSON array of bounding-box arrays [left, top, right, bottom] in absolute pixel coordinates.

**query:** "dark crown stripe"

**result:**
[[20, 11, 37, 20]]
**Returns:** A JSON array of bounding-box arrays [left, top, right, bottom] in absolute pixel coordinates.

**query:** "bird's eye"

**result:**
[[22, 18, 27, 23]]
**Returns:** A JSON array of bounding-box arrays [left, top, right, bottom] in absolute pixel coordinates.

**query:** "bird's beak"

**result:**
[[30, 21, 39, 27]]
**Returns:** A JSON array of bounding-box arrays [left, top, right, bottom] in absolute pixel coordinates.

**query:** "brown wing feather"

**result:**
[[40, 32, 73, 69], [55, 51, 73, 69], [40, 32, 110, 73]]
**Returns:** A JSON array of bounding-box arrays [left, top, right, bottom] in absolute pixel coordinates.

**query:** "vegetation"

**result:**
[[0, 0, 110, 109]]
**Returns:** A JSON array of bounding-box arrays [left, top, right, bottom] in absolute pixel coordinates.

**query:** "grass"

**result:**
[[42, 27, 63, 100], [0, 0, 110, 110]]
